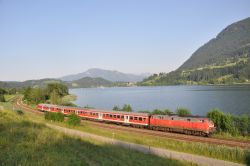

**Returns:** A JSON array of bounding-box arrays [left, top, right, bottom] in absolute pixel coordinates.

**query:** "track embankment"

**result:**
[[14, 97, 250, 150]]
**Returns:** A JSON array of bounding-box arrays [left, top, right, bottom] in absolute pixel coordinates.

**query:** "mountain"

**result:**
[[0, 77, 122, 89], [140, 17, 250, 85], [66, 77, 114, 88], [60, 68, 149, 82], [0, 79, 63, 89]]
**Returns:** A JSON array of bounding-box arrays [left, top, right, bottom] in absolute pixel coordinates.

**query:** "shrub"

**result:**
[[67, 113, 80, 126], [0, 94, 5, 102], [15, 109, 24, 115], [246, 151, 250, 166], [44, 112, 64, 122], [176, 108, 192, 116]]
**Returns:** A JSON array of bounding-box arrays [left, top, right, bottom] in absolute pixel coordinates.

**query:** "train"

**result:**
[[37, 104, 216, 136]]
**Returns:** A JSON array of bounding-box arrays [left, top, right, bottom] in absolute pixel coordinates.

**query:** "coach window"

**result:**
[[172, 117, 174, 120], [110, 114, 112, 118], [117, 115, 120, 119], [130, 116, 133, 120], [139, 117, 142, 121], [202, 120, 205, 123], [134, 117, 138, 120], [143, 118, 146, 122], [187, 119, 191, 122], [114, 115, 117, 118], [121, 115, 124, 119]]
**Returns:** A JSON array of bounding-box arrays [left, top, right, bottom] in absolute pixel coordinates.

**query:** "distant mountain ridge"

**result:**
[[0, 77, 114, 89], [0, 79, 63, 89], [141, 17, 250, 85], [0, 69, 148, 89], [66, 77, 114, 88], [60, 68, 149, 82]]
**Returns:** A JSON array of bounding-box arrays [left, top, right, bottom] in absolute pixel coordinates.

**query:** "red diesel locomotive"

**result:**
[[37, 104, 216, 136]]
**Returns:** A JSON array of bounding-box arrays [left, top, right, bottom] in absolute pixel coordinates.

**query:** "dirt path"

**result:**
[[46, 123, 244, 166]]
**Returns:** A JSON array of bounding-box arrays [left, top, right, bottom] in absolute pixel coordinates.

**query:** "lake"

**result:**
[[69, 85, 250, 116]]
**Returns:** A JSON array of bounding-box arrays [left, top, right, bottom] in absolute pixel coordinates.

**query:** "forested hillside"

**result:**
[[140, 17, 250, 85], [66, 77, 114, 88]]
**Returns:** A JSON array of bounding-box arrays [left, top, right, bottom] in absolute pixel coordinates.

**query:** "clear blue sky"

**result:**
[[0, 0, 250, 81]]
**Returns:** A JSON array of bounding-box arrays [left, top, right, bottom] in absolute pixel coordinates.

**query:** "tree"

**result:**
[[50, 90, 61, 105], [46, 83, 69, 97], [112, 105, 121, 111], [152, 109, 164, 115], [176, 108, 192, 116], [207, 108, 224, 131], [122, 104, 132, 112], [207, 108, 235, 133], [0, 88, 7, 95], [164, 109, 173, 115]]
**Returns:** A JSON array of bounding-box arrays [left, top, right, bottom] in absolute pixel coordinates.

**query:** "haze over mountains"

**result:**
[[60, 68, 150, 82], [0, 68, 150, 89], [141, 17, 250, 85]]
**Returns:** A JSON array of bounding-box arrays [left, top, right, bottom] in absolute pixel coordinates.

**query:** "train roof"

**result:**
[[39, 104, 208, 118], [151, 114, 209, 120], [39, 103, 149, 116]]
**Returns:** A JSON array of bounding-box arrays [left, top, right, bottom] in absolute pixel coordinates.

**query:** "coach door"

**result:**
[[125, 115, 129, 123], [98, 113, 103, 120]]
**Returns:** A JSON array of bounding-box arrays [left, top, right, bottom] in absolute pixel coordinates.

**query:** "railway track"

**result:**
[[14, 97, 250, 149]]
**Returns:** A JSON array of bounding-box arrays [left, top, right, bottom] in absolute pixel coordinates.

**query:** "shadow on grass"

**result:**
[[0, 120, 190, 166]]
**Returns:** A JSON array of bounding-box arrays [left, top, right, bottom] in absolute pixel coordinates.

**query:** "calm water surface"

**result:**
[[70, 85, 250, 116]]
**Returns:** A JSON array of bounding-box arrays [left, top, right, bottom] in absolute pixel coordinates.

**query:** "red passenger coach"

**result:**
[[77, 109, 149, 127], [37, 104, 60, 112], [100, 111, 149, 127]]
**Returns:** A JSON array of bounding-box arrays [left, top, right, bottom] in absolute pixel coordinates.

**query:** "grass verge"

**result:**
[[0, 110, 194, 166], [23, 110, 248, 164]]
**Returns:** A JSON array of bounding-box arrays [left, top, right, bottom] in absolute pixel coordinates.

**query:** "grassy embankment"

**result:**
[[19, 108, 249, 165], [0, 109, 193, 166], [1, 97, 249, 164]]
